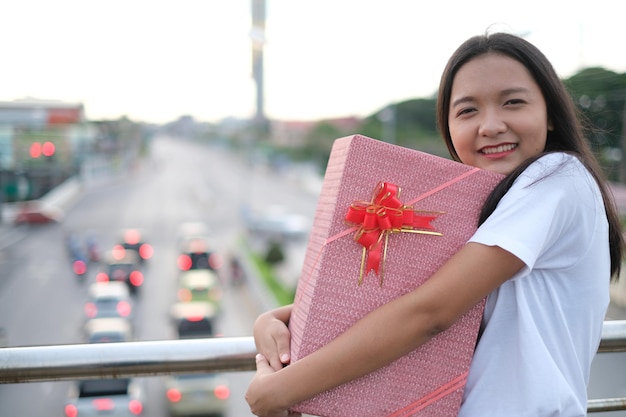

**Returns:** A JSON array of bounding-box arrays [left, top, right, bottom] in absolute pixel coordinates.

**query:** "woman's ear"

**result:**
[[548, 119, 554, 131]]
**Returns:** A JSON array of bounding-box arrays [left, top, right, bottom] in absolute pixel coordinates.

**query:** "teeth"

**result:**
[[482, 144, 516, 154]]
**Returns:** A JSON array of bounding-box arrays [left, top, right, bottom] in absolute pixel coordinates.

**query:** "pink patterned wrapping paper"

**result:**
[[288, 135, 504, 417]]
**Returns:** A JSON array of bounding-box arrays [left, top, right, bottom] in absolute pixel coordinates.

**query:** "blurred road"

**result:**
[[0, 136, 319, 417]]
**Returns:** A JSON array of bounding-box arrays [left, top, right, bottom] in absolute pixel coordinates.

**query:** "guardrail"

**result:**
[[1, 321, 626, 413]]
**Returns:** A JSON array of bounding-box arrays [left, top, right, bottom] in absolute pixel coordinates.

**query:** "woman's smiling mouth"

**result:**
[[480, 143, 518, 155]]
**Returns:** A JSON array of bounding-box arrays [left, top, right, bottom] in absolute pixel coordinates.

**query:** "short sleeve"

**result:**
[[469, 153, 602, 273]]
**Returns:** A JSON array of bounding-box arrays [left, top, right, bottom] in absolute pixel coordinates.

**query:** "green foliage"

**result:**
[[564, 68, 626, 150], [250, 251, 295, 306], [359, 98, 449, 157], [238, 236, 295, 306], [264, 241, 286, 265], [302, 121, 345, 167], [563, 67, 626, 180]]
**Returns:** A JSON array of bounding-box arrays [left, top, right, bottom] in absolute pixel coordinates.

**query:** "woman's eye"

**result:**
[[505, 98, 524, 105], [456, 107, 475, 116]]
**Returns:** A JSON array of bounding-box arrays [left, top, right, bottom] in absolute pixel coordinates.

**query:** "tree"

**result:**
[[564, 68, 626, 180]]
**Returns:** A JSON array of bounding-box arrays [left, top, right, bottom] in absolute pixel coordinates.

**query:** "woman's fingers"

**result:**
[[255, 353, 272, 373], [263, 320, 291, 370], [275, 329, 291, 365]]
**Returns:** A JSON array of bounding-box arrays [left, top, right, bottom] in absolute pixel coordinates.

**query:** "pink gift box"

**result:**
[[288, 135, 503, 417]]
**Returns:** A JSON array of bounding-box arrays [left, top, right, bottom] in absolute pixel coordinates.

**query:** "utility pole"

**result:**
[[250, 0, 269, 140]]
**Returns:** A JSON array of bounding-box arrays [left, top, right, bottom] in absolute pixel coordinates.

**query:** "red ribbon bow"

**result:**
[[344, 182, 441, 285]]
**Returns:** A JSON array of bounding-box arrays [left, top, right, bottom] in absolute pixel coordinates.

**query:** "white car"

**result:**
[[84, 317, 133, 343], [84, 282, 134, 322]]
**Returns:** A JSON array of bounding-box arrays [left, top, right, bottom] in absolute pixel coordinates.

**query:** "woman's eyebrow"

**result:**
[[451, 96, 475, 108], [501, 87, 530, 96]]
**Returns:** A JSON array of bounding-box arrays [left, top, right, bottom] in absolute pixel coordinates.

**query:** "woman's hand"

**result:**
[[246, 354, 302, 417], [253, 305, 293, 371]]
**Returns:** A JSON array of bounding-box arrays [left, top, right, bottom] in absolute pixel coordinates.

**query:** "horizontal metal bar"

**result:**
[[1, 320, 625, 384], [588, 397, 626, 413], [0, 337, 257, 384], [597, 320, 626, 352], [1, 322, 626, 412]]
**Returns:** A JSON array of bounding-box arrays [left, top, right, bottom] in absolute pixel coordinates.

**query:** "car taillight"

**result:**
[[128, 399, 143, 415], [117, 301, 132, 317], [209, 253, 224, 270], [177, 288, 192, 302], [96, 272, 109, 283], [177, 254, 192, 271], [84, 302, 97, 318], [73, 260, 87, 275], [166, 388, 182, 402], [129, 271, 144, 286], [112, 244, 126, 260], [214, 384, 230, 400], [93, 398, 114, 410], [139, 243, 153, 260], [64, 404, 78, 417]]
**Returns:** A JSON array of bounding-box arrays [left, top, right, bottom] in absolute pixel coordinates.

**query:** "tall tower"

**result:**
[[250, 0, 268, 136]]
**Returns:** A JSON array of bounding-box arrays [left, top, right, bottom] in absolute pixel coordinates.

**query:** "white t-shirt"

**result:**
[[458, 153, 610, 417]]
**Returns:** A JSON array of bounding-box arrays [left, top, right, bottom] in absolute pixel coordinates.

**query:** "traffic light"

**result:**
[[29, 142, 42, 158], [29, 141, 55, 158], [42, 141, 55, 157]]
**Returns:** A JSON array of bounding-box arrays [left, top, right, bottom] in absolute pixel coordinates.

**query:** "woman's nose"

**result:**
[[478, 109, 507, 137]]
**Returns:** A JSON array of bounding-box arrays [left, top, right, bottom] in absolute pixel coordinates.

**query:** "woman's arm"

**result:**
[[247, 242, 524, 416]]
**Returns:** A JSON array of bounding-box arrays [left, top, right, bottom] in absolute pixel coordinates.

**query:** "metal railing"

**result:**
[[1, 321, 626, 413]]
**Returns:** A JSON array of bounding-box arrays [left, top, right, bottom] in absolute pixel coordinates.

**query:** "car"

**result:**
[[176, 237, 224, 272], [84, 282, 134, 322], [65, 233, 89, 280], [14, 200, 63, 224], [164, 296, 229, 417], [169, 302, 218, 339], [64, 378, 144, 417], [176, 222, 224, 272], [84, 317, 133, 344], [97, 249, 144, 295], [177, 269, 223, 307], [117, 229, 153, 264], [164, 373, 230, 417]]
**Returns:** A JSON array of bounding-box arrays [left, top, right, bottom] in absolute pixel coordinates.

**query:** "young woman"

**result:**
[[245, 32, 625, 417]]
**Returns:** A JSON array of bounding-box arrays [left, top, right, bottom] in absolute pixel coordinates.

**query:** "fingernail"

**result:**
[[280, 353, 290, 362], [256, 353, 264, 361]]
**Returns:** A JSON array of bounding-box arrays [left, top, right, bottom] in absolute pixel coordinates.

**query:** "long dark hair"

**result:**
[[436, 32, 624, 280]]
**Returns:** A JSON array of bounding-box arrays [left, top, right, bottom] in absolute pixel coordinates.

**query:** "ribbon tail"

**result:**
[[365, 243, 382, 277], [413, 215, 439, 231]]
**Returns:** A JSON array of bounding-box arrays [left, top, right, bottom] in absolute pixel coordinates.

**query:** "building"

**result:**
[[0, 98, 96, 202]]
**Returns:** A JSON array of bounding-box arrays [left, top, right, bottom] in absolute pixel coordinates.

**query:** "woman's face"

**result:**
[[448, 53, 550, 175]]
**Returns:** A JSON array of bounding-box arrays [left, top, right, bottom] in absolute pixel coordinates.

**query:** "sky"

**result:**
[[1, 0, 625, 125]]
